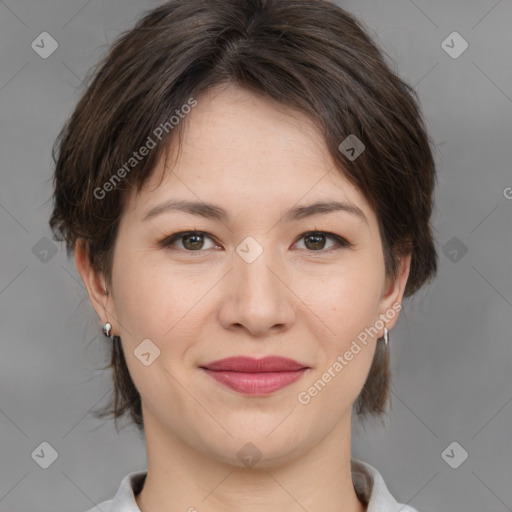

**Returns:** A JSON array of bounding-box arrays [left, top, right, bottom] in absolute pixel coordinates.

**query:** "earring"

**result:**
[[103, 322, 112, 338], [383, 327, 389, 346]]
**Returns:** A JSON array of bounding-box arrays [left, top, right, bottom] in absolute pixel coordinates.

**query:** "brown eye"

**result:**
[[295, 231, 351, 252], [181, 233, 206, 250], [304, 233, 327, 250], [161, 231, 217, 252]]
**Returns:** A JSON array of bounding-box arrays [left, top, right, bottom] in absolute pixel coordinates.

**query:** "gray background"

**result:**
[[1, 0, 511, 511]]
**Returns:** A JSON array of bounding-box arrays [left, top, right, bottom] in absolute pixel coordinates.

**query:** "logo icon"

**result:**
[[236, 442, 263, 468], [134, 339, 161, 366], [339, 134, 365, 161], [441, 32, 468, 59], [442, 236, 468, 263], [236, 236, 263, 264], [32, 236, 58, 263], [31, 32, 59, 59], [441, 441, 468, 469], [31, 441, 59, 469]]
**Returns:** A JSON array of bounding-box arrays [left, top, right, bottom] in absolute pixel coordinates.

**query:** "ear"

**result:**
[[75, 239, 116, 333], [378, 252, 411, 332]]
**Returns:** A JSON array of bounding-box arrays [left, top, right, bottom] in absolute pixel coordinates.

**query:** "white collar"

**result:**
[[88, 459, 419, 512]]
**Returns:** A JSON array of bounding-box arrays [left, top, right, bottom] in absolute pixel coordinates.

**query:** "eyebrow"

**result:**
[[142, 199, 368, 225]]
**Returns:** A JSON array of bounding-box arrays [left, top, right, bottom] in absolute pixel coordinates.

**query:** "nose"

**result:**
[[217, 244, 296, 337]]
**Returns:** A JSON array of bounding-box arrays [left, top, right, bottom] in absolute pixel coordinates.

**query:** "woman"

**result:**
[[49, 0, 438, 510]]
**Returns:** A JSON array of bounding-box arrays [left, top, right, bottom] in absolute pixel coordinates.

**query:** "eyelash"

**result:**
[[158, 229, 353, 255]]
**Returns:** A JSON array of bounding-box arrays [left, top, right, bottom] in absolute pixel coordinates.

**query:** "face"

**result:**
[[78, 83, 410, 467]]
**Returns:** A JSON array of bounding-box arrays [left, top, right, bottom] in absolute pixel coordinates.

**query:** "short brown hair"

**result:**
[[50, 0, 438, 433]]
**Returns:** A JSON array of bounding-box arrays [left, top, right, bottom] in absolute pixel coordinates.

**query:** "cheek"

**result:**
[[292, 257, 382, 393], [109, 250, 196, 405], [110, 245, 187, 338], [297, 273, 379, 414], [110, 246, 213, 393], [294, 253, 384, 334]]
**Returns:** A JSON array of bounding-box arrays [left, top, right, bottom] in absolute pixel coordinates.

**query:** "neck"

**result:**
[[135, 411, 366, 512]]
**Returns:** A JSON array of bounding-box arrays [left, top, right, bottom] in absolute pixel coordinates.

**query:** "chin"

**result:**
[[196, 424, 310, 469]]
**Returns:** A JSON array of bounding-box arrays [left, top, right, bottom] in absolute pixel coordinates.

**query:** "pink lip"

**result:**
[[200, 356, 309, 395]]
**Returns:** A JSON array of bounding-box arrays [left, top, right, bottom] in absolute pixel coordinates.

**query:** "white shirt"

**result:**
[[84, 459, 419, 512]]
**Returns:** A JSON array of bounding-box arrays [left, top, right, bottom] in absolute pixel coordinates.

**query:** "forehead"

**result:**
[[123, 84, 376, 228]]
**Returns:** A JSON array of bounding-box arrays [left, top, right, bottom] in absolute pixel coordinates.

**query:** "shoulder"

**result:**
[[81, 470, 147, 512], [352, 458, 421, 512]]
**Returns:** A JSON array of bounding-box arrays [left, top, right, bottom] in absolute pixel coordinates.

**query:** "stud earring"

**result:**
[[103, 322, 112, 338], [383, 326, 389, 345]]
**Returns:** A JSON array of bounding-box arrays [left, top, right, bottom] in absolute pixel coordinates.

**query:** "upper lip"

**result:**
[[200, 356, 309, 373]]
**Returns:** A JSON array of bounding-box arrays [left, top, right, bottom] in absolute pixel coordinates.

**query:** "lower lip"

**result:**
[[201, 368, 308, 395]]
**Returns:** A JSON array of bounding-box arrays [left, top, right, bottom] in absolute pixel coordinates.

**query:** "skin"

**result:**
[[76, 83, 411, 512]]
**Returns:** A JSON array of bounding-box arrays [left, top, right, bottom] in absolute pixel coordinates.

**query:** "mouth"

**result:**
[[199, 356, 310, 395]]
